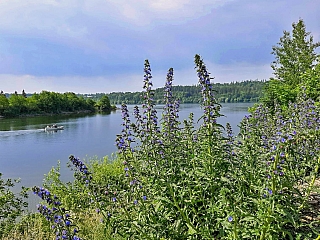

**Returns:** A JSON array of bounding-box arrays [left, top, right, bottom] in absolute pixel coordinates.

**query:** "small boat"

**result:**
[[45, 125, 64, 131]]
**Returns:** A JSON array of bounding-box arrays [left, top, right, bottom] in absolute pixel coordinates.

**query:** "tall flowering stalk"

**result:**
[[194, 54, 225, 166], [194, 54, 226, 176], [115, 104, 134, 155], [162, 67, 180, 145], [32, 186, 81, 240], [194, 54, 222, 128], [142, 60, 159, 136], [139, 60, 163, 172]]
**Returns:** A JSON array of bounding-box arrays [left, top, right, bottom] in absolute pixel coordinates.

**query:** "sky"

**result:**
[[0, 0, 319, 94]]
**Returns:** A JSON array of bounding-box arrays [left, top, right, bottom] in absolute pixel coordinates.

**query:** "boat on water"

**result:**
[[45, 124, 64, 131]]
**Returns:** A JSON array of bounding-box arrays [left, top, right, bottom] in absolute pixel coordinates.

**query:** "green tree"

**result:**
[[8, 94, 27, 115], [263, 19, 320, 108], [0, 94, 9, 115], [303, 63, 320, 102], [96, 95, 112, 111], [85, 98, 96, 111]]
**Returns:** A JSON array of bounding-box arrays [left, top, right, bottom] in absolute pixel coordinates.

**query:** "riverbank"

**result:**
[[0, 109, 117, 119]]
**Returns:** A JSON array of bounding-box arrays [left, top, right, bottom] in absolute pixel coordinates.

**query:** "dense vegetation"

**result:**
[[0, 91, 115, 118], [0, 19, 320, 239], [81, 80, 265, 105]]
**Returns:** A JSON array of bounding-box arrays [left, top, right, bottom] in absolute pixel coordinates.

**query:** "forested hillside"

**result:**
[[83, 80, 265, 105]]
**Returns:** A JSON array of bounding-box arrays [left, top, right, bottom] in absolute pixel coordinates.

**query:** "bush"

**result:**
[[0, 173, 28, 238]]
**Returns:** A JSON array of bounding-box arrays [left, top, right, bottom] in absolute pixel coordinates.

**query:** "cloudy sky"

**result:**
[[0, 0, 319, 93]]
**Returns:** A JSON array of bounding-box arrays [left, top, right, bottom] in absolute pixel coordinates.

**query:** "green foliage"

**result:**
[[7, 94, 28, 116], [103, 80, 265, 105], [0, 173, 28, 238], [303, 64, 320, 102], [96, 95, 113, 111], [0, 213, 53, 240], [0, 94, 9, 116], [263, 19, 320, 108], [0, 90, 113, 117]]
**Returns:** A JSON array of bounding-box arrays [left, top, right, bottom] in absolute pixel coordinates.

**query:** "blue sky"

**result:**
[[0, 0, 319, 93]]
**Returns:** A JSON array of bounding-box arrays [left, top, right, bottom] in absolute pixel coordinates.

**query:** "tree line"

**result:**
[[88, 80, 265, 105], [0, 90, 115, 117]]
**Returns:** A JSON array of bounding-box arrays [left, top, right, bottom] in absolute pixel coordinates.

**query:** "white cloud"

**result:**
[[0, 0, 111, 54], [0, 0, 234, 33], [106, 0, 232, 25]]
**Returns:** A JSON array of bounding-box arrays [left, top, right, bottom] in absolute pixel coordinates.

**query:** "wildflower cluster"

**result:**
[[32, 186, 81, 240], [68, 155, 92, 185]]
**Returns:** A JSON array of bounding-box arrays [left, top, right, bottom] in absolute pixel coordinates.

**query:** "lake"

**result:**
[[0, 103, 252, 210]]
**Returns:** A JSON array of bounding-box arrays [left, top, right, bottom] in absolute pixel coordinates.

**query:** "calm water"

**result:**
[[0, 103, 252, 208]]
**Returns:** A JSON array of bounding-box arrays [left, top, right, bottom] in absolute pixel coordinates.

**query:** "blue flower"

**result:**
[[228, 216, 233, 222], [142, 196, 147, 201]]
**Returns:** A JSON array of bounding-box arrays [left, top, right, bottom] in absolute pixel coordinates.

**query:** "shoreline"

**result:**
[[0, 109, 117, 119]]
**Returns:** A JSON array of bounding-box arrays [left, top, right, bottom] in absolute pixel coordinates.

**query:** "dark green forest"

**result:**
[[0, 90, 115, 118], [83, 80, 266, 105]]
